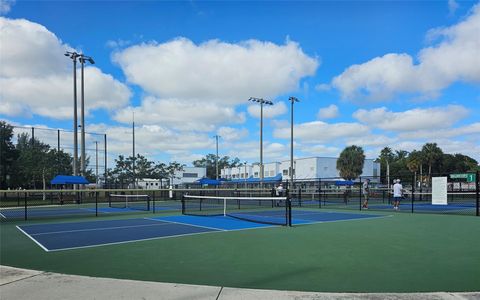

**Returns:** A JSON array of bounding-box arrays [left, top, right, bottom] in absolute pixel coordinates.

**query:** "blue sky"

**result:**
[[1, 0, 479, 168]]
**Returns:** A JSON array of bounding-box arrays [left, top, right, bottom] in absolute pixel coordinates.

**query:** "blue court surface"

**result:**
[[17, 211, 385, 252]]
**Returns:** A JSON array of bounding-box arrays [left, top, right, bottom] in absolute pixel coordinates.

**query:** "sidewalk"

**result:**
[[1, 265, 479, 300]]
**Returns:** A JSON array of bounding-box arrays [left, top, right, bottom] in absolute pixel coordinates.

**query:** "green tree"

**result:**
[[0, 121, 19, 189], [421, 143, 444, 177], [193, 154, 240, 179], [12, 133, 73, 189], [166, 161, 185, 186], [336, 145, 366, 180]]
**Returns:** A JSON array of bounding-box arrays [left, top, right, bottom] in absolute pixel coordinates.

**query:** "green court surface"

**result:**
[[1, 210, 479, 293]]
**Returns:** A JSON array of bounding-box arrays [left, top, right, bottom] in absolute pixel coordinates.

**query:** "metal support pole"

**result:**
[[80, 59, 85, 176], [104, 134, 107, 188], [260, 101, 264, 187]]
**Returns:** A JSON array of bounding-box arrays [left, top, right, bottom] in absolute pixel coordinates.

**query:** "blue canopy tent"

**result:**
[[195, 178, 221, 186], [245, 173, 282, 183], [51, 175, 90, 185], [335, 180, 354, 186]]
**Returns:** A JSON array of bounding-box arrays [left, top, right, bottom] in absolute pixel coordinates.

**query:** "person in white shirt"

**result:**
[[362, 178, 370, 209], [392, 179, 403, 210]]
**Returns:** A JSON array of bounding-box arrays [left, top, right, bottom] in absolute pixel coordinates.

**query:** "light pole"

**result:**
[[248, 97, 273, 188], [65, 51, 80, 178], [213, 135, 220, 180], [289, 96, 299, 191], [79, 54, 95, 177]]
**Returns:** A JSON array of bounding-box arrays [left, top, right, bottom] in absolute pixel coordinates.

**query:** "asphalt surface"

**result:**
[[1, 265, 479, 300]]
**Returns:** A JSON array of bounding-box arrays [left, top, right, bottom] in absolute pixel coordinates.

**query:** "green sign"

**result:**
[[450, 173, 476, 182]]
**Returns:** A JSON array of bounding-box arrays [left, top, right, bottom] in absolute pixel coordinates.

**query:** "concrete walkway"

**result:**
[[1, 265, 479, 300]]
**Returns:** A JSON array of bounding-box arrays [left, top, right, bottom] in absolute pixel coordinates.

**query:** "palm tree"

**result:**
[[336, 145, 366, 180], [378, 147, 394, 185], [407, 150, 422, 189], [421, 143, 443, 184]]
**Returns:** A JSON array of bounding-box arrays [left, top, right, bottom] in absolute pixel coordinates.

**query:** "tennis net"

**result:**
[[109, 194, 150, 211], [182, 195, 291, 226]]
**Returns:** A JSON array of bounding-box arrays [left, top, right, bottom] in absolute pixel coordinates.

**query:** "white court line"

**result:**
[[28, 222, 173, 236], [144, 217, 228, 232], [16, 216, 282, 252], [16, 225, 50, 252], [293, 214, 393, 226]]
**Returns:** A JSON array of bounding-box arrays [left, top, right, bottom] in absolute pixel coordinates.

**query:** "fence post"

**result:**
[[411, 173, 415, 213], [359, 176, 362, 211], [152, 191, 156, 214], [476, 170, 479, 217], [95, 191, 98, 217], [318, 178, 322, 208], [24, 192, 27, 220]]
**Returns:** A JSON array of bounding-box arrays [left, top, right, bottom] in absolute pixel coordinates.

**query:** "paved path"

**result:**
[[1, 265, 479, 300]]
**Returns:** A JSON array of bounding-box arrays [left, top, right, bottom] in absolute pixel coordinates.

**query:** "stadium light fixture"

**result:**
[[248, 97, 273, 187], [65, 51, 80, 178], [289, 96, 300, 191], [78, 54, 95, 177]]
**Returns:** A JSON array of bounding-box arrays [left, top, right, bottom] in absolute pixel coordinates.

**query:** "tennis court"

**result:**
[[17, 209, 385, 251], [2, 190, 479, 293]]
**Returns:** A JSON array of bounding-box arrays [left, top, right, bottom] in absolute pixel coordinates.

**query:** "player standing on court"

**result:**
[[362, 178, 370, 209], [393, 179, 403, 210]]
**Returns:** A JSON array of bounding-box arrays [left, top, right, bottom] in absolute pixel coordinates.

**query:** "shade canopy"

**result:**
[[335, 180, 354, 186], [195, 178, 222, 185], [51, 175, 90, 185]]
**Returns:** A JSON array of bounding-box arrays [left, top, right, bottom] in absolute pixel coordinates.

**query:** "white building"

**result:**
[[172, 167, 206, 186], [137, 167, 206, 188], [221, 157, 380, 181]]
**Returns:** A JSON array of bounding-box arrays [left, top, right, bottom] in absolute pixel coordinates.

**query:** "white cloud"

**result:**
[[298, 144, 341, 157], [353, 105, 469, 131], [317, 104, 339, 119], [398, 122, 480, 139], [113, 37, 318, 104], [274, 120, 370, 143], [448, 0, 459, 15], [247, 101, 287, 119], [346, 135, 398, 147], [0, 0, 15, 15], [113, 96, 245, 131], [332, 3, 480, 101], [217, 127, 249, 142], [315, 83, 331, 92], [88, 123, 213, 163], [0, 17, 131, 119], [105, 39, 131, 49]]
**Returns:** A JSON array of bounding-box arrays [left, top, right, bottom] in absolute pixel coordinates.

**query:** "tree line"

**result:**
[[1, 120, 478, 189], [336, 144, 479, 181]]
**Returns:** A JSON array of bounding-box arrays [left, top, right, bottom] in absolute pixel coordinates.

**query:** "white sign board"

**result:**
[[432, 177, 448, 205]]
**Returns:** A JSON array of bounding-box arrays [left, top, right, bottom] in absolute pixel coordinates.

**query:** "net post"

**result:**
[[108, 192, 111, 207], [288, 196, 292, 227], [152, 191, 155, 214], [95, 191, 98, 217], [181, 194, 185, 215], [223, 197, 226, 217]]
